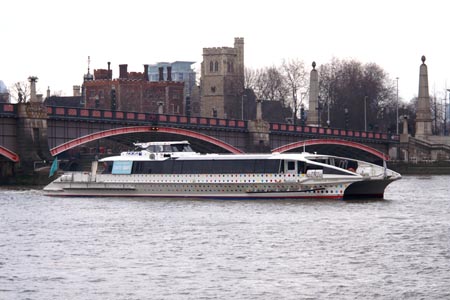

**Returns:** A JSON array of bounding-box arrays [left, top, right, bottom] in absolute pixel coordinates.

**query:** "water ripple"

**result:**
[[1, 176, 450, 299]]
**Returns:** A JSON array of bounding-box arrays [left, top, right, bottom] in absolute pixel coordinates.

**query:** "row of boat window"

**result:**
[[131, 159, 280, 174], [105, 159, 353, 175]]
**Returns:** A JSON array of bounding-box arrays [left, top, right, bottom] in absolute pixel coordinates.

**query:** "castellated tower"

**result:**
[[200, 38, 245, 119]]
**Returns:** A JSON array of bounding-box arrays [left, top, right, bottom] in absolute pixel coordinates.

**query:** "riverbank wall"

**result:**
[[388, 161, 450, 175]]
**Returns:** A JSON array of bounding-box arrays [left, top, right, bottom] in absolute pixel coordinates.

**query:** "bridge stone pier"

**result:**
[[1, 77, 52, 183], [246, 100, 271, 152], [16, 102, 51, 167]]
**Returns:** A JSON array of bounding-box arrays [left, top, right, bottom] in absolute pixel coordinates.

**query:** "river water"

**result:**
[[1, 175, 449, 300]]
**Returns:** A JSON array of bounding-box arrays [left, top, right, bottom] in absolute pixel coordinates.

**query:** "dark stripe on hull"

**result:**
[[343, 179, 396, 199], [44, 192, 344, 200]]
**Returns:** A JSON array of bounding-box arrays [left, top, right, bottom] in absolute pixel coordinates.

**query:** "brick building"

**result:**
[[84, 63, 184, 114]]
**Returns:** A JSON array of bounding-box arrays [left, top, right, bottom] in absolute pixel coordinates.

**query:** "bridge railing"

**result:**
[[46, 106, 248, 131], [270, 122, 400, 142], [3, 103, 399, 141], [0, 103, 17, 117]]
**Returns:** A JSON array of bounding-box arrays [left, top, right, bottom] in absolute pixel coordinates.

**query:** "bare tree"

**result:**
[[261, 66, 288, 103], [9, 81, 31, 103], [252, 68, 266, 100], [244, 67, 259, 90], [245, 65, 289, 104], [318, 58, 396, 131], [282, 58, 308, 124]]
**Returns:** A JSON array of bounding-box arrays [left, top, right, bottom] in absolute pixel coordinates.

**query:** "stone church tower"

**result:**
[[200, 38, 245, 119]]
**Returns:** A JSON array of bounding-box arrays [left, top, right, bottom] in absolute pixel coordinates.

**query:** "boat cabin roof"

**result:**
[[134, 140, 190, 149]]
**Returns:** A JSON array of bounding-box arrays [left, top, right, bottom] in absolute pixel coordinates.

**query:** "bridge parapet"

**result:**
[[270, 122, 399, 143], [1, 103, 399, 144], [46, 106, 248, 132]]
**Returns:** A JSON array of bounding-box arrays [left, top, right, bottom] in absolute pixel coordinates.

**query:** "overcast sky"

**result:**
[[1, 0, 449, 103]]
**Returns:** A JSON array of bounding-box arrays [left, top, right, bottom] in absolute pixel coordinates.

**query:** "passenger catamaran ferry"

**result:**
[[44, 141, 401, 199]]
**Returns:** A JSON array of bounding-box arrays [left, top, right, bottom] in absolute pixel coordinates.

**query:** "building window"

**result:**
[[214, 61, 219, 72], [211, 86, 216, 93], [210, 61, 214, 72]]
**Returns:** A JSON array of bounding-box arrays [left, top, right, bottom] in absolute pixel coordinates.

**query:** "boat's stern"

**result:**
[[43, 177, 65, 195], [43, 172, 91, 196]]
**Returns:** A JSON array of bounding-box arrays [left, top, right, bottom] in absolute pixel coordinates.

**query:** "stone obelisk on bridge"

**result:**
[[307, 62, 319, 126], [415, 55, 433, 140]]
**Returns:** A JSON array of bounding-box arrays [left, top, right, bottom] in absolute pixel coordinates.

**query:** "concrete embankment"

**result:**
[[1, 170, 55, 186], [388, 161, 450, 175]]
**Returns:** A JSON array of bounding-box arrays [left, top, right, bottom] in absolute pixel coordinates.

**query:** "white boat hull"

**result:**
[[44, 173, 359, 200]]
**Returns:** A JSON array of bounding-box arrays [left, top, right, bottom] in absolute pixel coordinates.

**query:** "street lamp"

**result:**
[[446, 89, 450, 136], [241, 94, 247, 120], [327, 96, 330, 128], [396, 77, 399, 134], [344, 107, 349, 130], [300, 103, 305, 125], [317, 96, 322, 127], [364, 96, 367, 131]]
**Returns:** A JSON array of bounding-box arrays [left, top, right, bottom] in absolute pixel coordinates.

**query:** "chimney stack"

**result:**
[[107, 62, 112, 79], [158, 67, 164, 81], [119, 64, 128, 79], [73, 85, 81, 96], [167, 66, 172, 81], [46, 86, 50, 98], [144, 64, 149, 81], [28, 76, 38, 103]]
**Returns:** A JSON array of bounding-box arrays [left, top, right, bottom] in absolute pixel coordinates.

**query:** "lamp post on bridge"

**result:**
[[317, 96, 322, 127], [344, 107, 349, 130], [241, 94, 247, 120], [327, 96, 330, 128], [396, 77, 399, 135], [446, 89, 450, 136], [364, 96, 368, 131]]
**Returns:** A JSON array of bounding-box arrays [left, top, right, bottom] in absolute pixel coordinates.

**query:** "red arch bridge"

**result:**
[[0, 104, 399, 166]]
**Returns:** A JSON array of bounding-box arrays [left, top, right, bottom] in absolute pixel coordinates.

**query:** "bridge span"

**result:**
[[0, 103, 399, 180]]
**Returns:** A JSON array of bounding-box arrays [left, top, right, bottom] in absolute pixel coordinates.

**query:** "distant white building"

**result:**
[[147, 61, 197, 116], [148, 61, 196, 95], [0, 80, 10, 103]]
